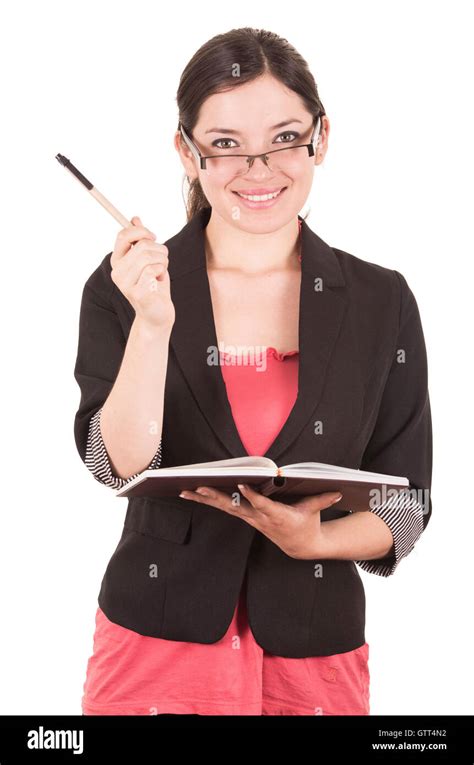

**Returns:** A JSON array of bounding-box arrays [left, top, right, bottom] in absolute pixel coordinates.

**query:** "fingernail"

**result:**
[[331, 494, 343, 504]]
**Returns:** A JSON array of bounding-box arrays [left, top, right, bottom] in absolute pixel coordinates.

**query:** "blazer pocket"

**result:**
[[123, 496, 193, 544]]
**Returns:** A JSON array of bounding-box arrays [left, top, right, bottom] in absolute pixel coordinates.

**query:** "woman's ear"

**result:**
[[174, 130, 199, 181], [315, 115, 330, 165]]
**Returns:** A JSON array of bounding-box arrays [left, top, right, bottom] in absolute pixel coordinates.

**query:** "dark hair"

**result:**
[[176, 27, 326, 222]]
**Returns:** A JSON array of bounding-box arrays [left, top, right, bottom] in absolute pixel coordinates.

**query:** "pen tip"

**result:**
[[55, 153, 68, 165]]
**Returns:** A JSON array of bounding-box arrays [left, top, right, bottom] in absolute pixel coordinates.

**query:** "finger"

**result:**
[[237, 483, 275, 517], [113, 255, 168, 297], [114, 240, 168, 291], [125, 239, 169, 263], [130, 215, 156, 239], [115, 225, 156, 261], [292, 491, 343, 511], [180, 486, 256, 520], [133, 263, 170, 299], [112, 216, 157, 262], [123, 244, 169, 287]]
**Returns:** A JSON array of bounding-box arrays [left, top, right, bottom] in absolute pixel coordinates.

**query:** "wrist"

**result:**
[[315, 522, 334, 560], [133, 316, 174, 340]]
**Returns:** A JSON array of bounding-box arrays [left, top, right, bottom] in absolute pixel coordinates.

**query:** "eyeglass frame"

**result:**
[[178, 115, 322, 171]]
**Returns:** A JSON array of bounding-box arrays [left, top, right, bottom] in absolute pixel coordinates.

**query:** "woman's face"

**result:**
[[175, 73, 329, 233]]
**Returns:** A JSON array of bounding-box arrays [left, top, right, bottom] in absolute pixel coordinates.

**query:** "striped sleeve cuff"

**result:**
[[354, 491, 425, 577], [85, 407, 162, 489]]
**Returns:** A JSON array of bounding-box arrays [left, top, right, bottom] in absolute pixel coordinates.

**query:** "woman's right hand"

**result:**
[[110, 215, 175, 330]]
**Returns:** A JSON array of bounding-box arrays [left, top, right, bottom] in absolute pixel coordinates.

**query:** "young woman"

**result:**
[[74, 27, 432, 716]]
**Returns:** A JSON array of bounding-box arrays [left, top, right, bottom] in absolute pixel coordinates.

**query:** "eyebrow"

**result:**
[[204, 119, 304, 136]]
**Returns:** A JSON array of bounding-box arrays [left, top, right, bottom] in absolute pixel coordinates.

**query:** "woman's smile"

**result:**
[[231, 185, 288, 209]]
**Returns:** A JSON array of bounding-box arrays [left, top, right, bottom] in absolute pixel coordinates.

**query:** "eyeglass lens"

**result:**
[[204, 144, 313, 175]]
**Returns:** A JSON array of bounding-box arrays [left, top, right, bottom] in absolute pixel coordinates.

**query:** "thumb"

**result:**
[[131, 215, 142, 225]]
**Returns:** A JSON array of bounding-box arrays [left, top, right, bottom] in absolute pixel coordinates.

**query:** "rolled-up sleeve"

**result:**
[[354, 270, 433, 577], [86, 406, 162, 489]]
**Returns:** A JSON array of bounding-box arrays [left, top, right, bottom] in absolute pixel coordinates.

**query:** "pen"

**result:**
[[55, 153, 130, 228]]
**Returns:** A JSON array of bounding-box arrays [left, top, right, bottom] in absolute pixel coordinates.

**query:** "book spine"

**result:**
[[258, 476, 285, 496], [259, 476, 286, 496], [267, 477, 309, 498]]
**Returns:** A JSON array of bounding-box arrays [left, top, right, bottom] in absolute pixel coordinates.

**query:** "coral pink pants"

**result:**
[[82, 581, 370, 716]]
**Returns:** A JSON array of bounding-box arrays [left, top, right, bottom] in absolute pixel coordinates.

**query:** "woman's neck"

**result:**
[[204, 209, 301, 275]]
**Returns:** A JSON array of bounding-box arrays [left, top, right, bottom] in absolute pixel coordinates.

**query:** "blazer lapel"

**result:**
[[166, 207, 348, 465]]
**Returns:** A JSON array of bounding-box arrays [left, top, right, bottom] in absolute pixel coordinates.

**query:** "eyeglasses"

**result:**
[[179, 116, 321, 175]]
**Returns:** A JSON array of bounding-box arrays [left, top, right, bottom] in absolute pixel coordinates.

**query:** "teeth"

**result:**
[[236, 188, 283, 201]]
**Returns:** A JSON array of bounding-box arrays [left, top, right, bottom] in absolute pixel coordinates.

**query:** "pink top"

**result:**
[[220, 346, 299, 455], [81, 220, 370, 716]]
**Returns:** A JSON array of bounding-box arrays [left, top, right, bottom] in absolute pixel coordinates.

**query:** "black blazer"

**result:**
[[73, 205, 432, 658]]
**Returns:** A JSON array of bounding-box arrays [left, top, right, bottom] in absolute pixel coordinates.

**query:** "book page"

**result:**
[[281, 462, 408, 484], [281, 461, 354, 473], [153, 456, 277, 471]]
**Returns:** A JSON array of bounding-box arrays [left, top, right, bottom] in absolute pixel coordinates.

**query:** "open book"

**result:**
[[115, 456, 410, 512]]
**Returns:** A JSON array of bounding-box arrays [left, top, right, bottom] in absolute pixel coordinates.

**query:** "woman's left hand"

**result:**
[[179, 484, 343, 560]]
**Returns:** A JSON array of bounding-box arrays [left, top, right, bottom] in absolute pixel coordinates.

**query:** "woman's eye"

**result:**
[[275, 131, 299, 143], [212, 138, 238, 149]]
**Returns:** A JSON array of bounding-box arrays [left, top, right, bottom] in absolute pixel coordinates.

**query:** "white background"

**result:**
[[1, 0, 472, 715]]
